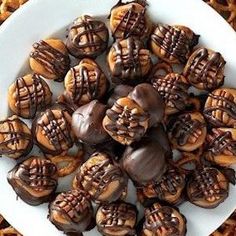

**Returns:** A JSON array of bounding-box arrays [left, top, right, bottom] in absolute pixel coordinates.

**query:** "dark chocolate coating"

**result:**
[[7, 157, 57, 206], [72, 100, 109, 145], [121, 139, 167, 185], [128, 83, 164, 127], [107, 85, 133, 108]]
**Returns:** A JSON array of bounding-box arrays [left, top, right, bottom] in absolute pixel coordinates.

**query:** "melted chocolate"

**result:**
[[30, 40, 70, 81]]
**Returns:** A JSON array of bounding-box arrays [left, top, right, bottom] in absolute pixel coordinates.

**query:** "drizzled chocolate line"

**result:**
[[70, 66, 101, 103], [15, 74, 47, 118], [185, 48, 225, 90], [30, 40, 70, 80]]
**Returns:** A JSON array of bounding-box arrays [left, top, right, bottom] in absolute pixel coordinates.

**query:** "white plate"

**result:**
[[1, 0, 236, 235]]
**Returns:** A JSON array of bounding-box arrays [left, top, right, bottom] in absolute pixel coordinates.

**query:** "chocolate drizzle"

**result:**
[[184, 48, 225, 90], [30, 40, 70, 81]]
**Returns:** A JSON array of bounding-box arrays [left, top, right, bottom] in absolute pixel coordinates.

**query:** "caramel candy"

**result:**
[[103, 97, 149, 145], [49, 190, 93, 235], [7, 157, 58, 205], [32, 105, 74, 155], [141, 203, 187, 236], [0, 115, 32, 159], [150, 24, 199, 64], [151, 73, 190, 115], [204, 88, 236, 127], [107, 37, 152, 84], [75, 152, 127, 202], [8, 73, 52, 118], [96, 202, 137, 236], [205, 128, 236, 166], [183, 47, 225, 91], [64, 58, 108, 106], [187, 167, 229, 208], [66, 15, 109, 58], [109, 0, 152, 40], [167, 112, 207, 152], [29, 39, 70, 81]]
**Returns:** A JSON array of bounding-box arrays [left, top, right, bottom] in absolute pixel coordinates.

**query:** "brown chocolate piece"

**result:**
[[7, 157, 58, 205], [128, 83, 164, 127], [204, 88, 236, 127], [109, 0, 152, 40], [64, 58, 108, 106], [187, 167, 229, 208], [76, 152, 127, 203], [32, 105, 74, 155], [167, 112, 207, 152], [183, 47, 225, 91], [72, 100, 110, 145], [141, 203, 187, 236], [66, 15, 109, 58], [8, 74, 52, 119], [150, 24, 199, 64], [107, 37, 152, 84], [103, 97, 149, 145], [0, 115, 32, 159], [48, 190, 93, 234], [29, 39, 70, 82], [96, 202, 137, 236]]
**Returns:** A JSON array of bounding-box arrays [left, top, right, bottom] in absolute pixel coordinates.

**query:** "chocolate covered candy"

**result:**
[[103, 97, 149, 145], [107, 37, 152, 84], [109, 0, 152, 40], [8, 157, 58, 205], [8, 73, 52, 118], [168, 112, 207, 152], [204, 88, 236, 127], [183, 47, 225, 91], [96, 202, 137, 236], [64, 58, 108, 106], [72, 100, 109, 145], [187, 167, 229, 208], [29, 39, 70, 82], [0, 115, 32, 159], [49, 190, 93, 235], [150, 24, 199, 64], [66, 15, 109, 58], [32, 105, 74, 155]]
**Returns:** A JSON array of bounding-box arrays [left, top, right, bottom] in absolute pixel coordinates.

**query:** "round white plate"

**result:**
[[1, 0, 236, 235]]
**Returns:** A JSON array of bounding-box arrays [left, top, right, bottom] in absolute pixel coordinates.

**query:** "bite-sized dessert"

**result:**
[[187, 167, 229, 208], [75, 152, 127, 203], [48, 189, 93, 235], [128, 83, 164, 127], [8, 73, 52, 119], [96, 201, 137, 236], [0, 115, 32, 159], [107, 37, 152, 84], [121, 138, 167, 186], [137, 167, 186, 205], [205, 128, 236, 166], [107, 84, 134, 108], [109, 0, 152, 40], [66, 15, 109, 58], [151, 72, 190, 115], [103, 97, 149, 145], [167, 112, 207, 152], [140, 203, 187, 236], [72, 100, 110, 145], [7, 156, 58, 205], [150, 24, 199, 64], [32, 105, 74, 156], [64, 58, 108, 106], [204, 88, 236, 127], [29, 39, 70, 82], [183, 47, 226, 91]]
